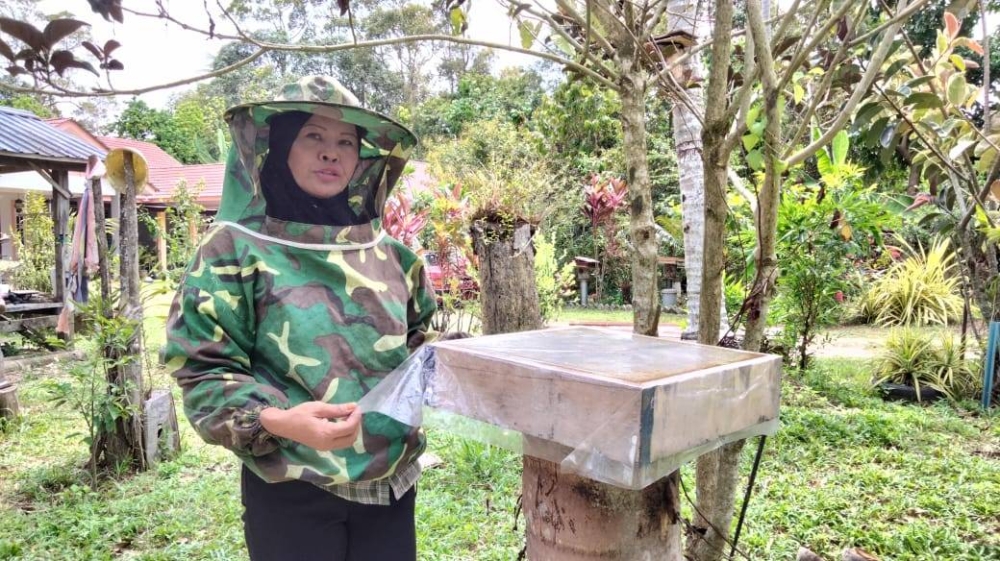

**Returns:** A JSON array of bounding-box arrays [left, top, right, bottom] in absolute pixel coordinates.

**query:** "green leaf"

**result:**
[[883, 58, 909, 80], [746, 149, 763, 170], [976, 147, 997, 172], [746, 105, 761, 127], [866, 117, 889, 147], [750, 121, 765, 136], [948, 139, 976, 160], [947, 74, 967, 106], [450, 8, 466, 35], [518, 21, 534, 49], [793, 83, 805, 104], [905, 92, 944, 110], [832, 130, 849, 167], [817, 146, 835, 179], [854, 102, 883, 131], [950, 54, 966, 71], [906, 75, 936, 89], [742, 133, 760, 151], [936, 30, 949, 55]]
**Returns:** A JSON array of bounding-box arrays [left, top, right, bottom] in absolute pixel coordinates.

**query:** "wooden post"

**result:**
[[0, 348, 18, 421], [156, 210, 168, 275], [51, 170, 72, 338], [110, 187, 121, 257], [90, 177, 111, 306], [101, 151, 147, 471]]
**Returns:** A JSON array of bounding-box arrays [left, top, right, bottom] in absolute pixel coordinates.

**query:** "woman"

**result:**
[[163, 76, 437, 561]]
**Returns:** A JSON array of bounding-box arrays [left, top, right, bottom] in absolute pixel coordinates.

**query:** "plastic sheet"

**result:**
[[359, 327, 781, 490]]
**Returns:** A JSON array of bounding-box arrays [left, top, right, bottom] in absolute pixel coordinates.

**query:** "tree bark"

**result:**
[[470, 218, 542, 335], [619, 55, 660, 337], [101, 152, 146, 471], [669, 0, 730, 341]]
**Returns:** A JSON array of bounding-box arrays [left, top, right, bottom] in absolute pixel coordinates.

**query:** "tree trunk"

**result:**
[[101, 152, 146, 471], [0, 349, 18, 420], [523, 445, 682, 560], [619, 57, 660, 337], [470, 218, 542, 335], [668, 0, 729, 341]]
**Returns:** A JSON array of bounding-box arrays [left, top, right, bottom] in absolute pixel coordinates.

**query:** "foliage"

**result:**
[[11, 192, 54, 293], [43, 293, 142, 488], [859, 238, 963, 326], [409, 69, 543, 141], [111, 99, 213, 164], [872, 327, 982, 402], [0, 17, 113, 80], [137, 181, 208, 283], [533, 233, 576, 324], [383, 187, 429, 250], [581, 174, 628, 303], [771, 132, 892, 370]]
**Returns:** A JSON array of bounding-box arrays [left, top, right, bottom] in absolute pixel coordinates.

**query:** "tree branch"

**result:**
[[847, 0, 933, 48], [784, 0, 911, 167]]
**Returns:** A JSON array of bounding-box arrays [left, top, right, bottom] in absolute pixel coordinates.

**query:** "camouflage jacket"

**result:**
[[163, 77, 437, 488]]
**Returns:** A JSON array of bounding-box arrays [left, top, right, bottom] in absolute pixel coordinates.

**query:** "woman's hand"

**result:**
[[260, 402, 362, 451]]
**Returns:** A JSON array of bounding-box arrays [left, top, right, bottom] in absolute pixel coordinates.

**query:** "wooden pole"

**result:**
[[156, 210, 168, 275], [90, 177, 111, 306], [52, 170, 72, 338], [0, 348, 18, 421], [101, 151, 146, 471]]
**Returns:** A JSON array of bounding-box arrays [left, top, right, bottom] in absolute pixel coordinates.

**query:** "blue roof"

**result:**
[[0, 106, 105, 167]]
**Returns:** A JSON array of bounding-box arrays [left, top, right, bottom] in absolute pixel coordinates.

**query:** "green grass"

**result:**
[[1, 338, 997, 559]]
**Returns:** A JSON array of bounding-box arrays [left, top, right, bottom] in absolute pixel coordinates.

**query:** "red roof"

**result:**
[[138, 163, 225, 210], [96, 136, 182, 169]]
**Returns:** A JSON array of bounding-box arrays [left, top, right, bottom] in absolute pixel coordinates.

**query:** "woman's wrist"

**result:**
[[259, 407, 287, 438]]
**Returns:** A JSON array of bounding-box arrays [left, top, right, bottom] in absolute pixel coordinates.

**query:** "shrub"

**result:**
[[859, 238, 963, 326], [534, 233, 576, 324], [11, 192, 55, 293], [872, 327, 981, 402]]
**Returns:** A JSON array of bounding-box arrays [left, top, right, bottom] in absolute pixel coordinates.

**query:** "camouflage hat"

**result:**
[[224, 75, 417, 154]]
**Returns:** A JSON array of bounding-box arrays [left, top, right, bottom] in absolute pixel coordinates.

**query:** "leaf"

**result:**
[[840, 224, 853, 241], [103, 39, 121, 55], [50, 50, 97, 76], [793, 83, 805, 104], [5, 64, 26, 76], [906, 75, 935, 89], [883, 58, 909, 80], [0, 17, 45, 51], [81, 40, 102, 59], [990, 180, 1000, 201], [853, 102, 883, 130], [518, 20, 534, 49], [742, 133, 760, 151], [746, 149, 763, 170], [832, 130, 849, 167], [944, 12, 960, 39], [0, 38, 13, 62], [746, 105, 761, 127], [866, 117, 889, 147], [105, 59, 124, 71], [948, 139, 975, 160], [750, 120, 765, 136], [817, 145, 835, 179], [880, 122, 898, 148], [337, 0, 350, 16], [976, 147, 997, 172], [449, 7, 466, 35], [947, 73, 967, 106], [905, 92, 944, 110], [936, 30, 948, 55], [41, 19, 88, 49], [950, 54, 966, 71]]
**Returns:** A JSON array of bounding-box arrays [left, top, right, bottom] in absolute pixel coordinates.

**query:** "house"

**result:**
[[0, 105, 106, 331]]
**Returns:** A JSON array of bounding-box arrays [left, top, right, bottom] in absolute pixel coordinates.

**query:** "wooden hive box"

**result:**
[[429, 327, 782, 488]]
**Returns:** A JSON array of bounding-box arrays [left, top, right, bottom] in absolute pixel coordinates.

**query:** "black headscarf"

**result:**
[[259, 111, 367, 226]]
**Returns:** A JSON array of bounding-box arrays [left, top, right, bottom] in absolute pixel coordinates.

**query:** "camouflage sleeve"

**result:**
[[406, 255, 438, 351], [163, 231, 289, 456]]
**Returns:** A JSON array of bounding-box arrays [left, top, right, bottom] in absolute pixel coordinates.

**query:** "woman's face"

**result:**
[[286, 114, 360, 198]]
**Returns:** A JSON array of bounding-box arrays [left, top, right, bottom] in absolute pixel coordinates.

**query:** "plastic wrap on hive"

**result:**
[[360, 326, 782, 489]]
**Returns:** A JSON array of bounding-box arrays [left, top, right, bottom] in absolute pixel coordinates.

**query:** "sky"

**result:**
[[40, 0, 537, 110]]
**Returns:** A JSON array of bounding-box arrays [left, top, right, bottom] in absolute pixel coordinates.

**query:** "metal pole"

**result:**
[[729, 435, 767, 560]]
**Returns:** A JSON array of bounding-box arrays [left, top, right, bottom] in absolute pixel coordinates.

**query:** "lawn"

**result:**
[[1, 308, 997, 560]]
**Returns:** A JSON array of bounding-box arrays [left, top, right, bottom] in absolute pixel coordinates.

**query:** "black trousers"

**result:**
[[241, 466, 417, 561]]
